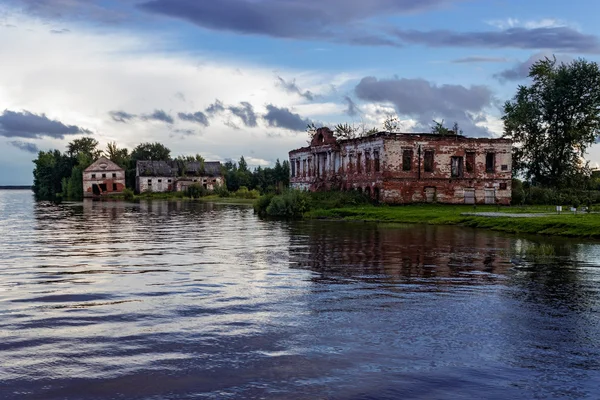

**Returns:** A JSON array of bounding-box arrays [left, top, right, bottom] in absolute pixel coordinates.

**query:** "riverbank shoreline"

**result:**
[[305, 205, 600, 238]]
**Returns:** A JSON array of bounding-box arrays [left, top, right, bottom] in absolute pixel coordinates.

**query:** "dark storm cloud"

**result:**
[[355, 77, 494, 136], [228, 102, 257, 127], [451, 56, 509, 63], [10, 0, 130, 23], [392, 27, 600, 53], [138, 0, 456, 45], [178, 111, 209, 127], [0, 110, 91, 139], [9, 140, 39, 153], [109, 110, 137, 123], [141, 109, 174, 124], [494, 52, 573, 82], [276, 76, 315, 101], [343, 96, 360, 117], [205, 100, 226, 115], [263, 105, 312, 131]]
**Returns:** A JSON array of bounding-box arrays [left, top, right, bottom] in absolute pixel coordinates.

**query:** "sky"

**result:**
[[2, 0, 600, 185]]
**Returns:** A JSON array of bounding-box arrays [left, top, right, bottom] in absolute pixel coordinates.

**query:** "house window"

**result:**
[[112, 173, 117, 178], [112, 183, 117, 191], [500, 182, 508, 190], [303, 159, 307, 177], [402, 149, 413, 171], [158, 179, 162, 183], [291, 159, 296, 177], [147, 179, 152, 185], [486, 153, 495, 173], [357, 153, 362, 174], [374, 151, 380, 172], [91, 174, 96, 179], [168, 179, 172, 183], [296, 160, 300, 177], [102, 173, 106, 178], [501, 164, 508, 171], [466, 152, 475, 173], [424, 150, 434, 172], [451, 156, 464, 178], [348, 154, 354, 173], [365, 152, 371, 173]]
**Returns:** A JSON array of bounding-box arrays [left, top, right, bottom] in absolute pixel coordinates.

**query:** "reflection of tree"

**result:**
[[288, 222, 515, 286], [499, 238, 600, 399]]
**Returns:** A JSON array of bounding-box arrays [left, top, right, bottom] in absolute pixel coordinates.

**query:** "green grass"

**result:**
[[305, 204, 600, 238]]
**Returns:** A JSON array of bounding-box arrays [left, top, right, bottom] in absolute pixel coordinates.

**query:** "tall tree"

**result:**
[[67, 137, 102, 160], [503, 57, 600, 188], [104, 141, 130, 169], [130, 142, 171, 162]]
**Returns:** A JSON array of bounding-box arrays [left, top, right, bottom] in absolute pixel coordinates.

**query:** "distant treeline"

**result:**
[[0, 186, 33, 190], [32, 138, 290, 201]]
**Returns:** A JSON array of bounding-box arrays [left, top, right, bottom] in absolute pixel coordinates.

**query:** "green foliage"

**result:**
[[122, 188, 134, 201], [33, 149, 75, 201], [264, 190, 311, 218], [105, 141, 130, 169], [234, 186, 260, 199], [213, 184, 230, 197], [67, 137, 102, 159], [254, 189, 372, 218], [130, 142, 171, 162], [503, 56, 600, 188], [186, 183, 209, 199], [431, 120, 461, 135]]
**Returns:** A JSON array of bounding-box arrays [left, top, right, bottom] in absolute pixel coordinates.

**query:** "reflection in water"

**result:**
[[1, 190, 600, 399]]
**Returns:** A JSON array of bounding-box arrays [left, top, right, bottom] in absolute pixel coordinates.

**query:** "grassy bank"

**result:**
[[306, 204, 600, 238]]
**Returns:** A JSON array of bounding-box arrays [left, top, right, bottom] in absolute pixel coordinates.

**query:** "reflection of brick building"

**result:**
[[83, 157, 126, 197], [289, 128, 512, 204]]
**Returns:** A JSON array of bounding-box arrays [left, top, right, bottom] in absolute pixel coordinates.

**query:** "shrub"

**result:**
[[122, 188, 134, 201], [214, 184, 230, 198], [235, 186, 260, 199], [265, 190, 311, 218], [186, 183, 208, 199]]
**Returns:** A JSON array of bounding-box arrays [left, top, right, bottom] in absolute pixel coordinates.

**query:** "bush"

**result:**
[[234, 186, 260, 199], [186, 183, 208, 199], [214, 184, 230, 198], [265, 190, 311, 218], [122, 188, 134, 201]]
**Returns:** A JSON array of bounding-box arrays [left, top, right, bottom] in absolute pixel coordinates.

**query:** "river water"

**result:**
[[1, 190, 600, 399]]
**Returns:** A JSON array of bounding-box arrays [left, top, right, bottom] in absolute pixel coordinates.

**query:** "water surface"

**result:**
[[1, 190, 600, 399]]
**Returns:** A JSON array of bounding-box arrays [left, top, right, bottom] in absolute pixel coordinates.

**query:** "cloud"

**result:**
[[276, 76, 315, 100], [227, 102, 257, 127], [486, 18, 567, 30], [178, 111, 209, 126], [141, 109, 174, 124], [392, 26, 600, 53], [354, 77, 494, 136], [0, 110, 91, 139], [137, 0, 457, 46], [205, 100, 226, 115], [494, 52, 573, 82], [343, 96, 360, 117], [8, 140, 39, 153], [50, 28, 70, 34], [109, 110, 137, 123], [263, 105, 312, 131], [451, 56, 509, 63]]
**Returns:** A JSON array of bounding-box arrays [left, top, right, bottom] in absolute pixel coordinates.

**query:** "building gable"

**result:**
[[85, 157, 123, 173]]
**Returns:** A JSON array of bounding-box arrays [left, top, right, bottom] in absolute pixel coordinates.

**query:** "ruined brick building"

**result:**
[[136, 160, 224, 193], [83, 157, 126, 197], [289, 127, 512, 205]]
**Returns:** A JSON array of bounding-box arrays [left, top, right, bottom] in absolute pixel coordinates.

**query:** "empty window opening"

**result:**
[[451, 156, 464, 178], [424, 150, 434, 172], [365, 152, 371, 173], [402, 149, 413, 171], [102, 173, 106, 178], [112, 173, 117, 178], [91, 173, 96, 179], [486, 153, 495, 173], [499, 182, 508, 190], [374, 151, 380, 172], [112, 183, 117, 191], [501, 164, 508, 171], [357, 153, 362, 174]]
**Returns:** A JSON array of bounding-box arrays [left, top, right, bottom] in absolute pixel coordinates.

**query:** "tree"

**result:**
[[503, 57, 600, 188], [383, 114, 400, 132], [67, 137, 102, 160], [130, 142, 171, 162], [431, 120, 461, 135], [104, 141, 130, 169], [32, 149, 74, 200]]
